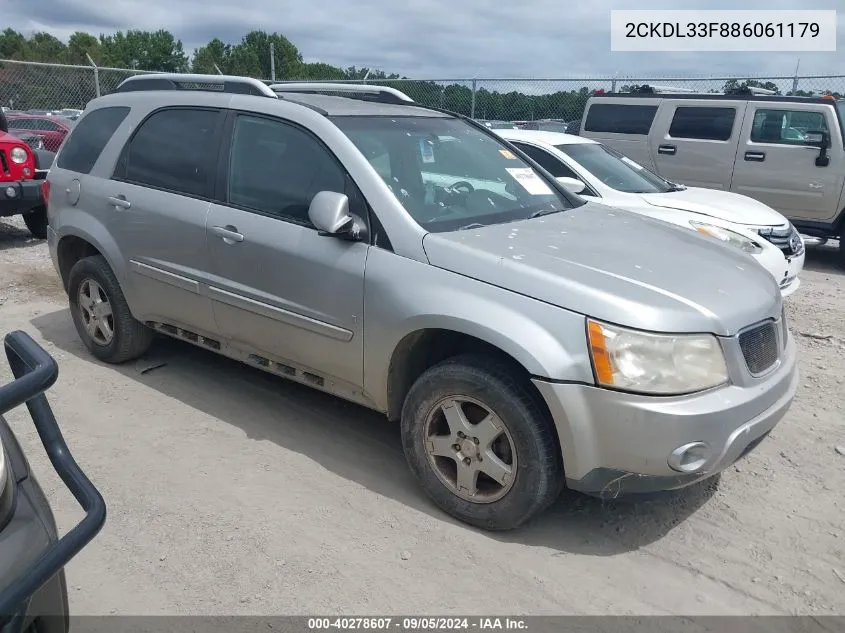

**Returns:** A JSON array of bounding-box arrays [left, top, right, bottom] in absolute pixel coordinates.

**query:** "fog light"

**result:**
[[4, 187, 16, 199], [668, 442, 711, 474]]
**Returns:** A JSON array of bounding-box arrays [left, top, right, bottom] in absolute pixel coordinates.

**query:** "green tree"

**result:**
[[229, 31, 301, 79], [191, 38, 231, 73], [0, 28, 27, 59], [67, 31, 102, 65], [22, 32, 67, 63], [100, 29, 189, 71]]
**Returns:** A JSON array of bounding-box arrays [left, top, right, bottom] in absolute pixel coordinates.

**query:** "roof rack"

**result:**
[[115, 74, 279, 98], [268, 82, 414, 105]]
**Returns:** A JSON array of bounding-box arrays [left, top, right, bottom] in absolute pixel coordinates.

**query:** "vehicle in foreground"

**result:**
[[0, 331, 106, 633], [496, 128, 805, 296], [46, 75, 798, 531], [579, 90, 845, 266], [0, 125, 52, 238], [5, 115, 72, 153]]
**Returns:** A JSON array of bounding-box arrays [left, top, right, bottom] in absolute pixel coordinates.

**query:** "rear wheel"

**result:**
[[67, 255, 153, 363], [23, 205, 47, 239], [400, 354, 563, 531]]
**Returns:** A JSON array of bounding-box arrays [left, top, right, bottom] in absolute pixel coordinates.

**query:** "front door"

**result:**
[[730, 104, 845, 223], [205, 112, 369, 392]]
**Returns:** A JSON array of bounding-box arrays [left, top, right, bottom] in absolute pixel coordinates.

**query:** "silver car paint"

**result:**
[[47, 87, 798, 493]]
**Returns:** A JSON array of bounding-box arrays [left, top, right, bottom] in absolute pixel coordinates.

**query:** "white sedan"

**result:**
[[496, 129, 805, 297]]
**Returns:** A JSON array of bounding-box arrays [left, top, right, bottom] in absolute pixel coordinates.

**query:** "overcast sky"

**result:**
[[4, 0, 844, 80]]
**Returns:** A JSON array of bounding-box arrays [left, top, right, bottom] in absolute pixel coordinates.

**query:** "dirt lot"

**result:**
[[0, 216, 843, 616]]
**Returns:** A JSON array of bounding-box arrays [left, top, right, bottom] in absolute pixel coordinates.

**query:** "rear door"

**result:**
[[103, 106, 225, 337], [648, 99, 748, 190], [579, 98, 660, 170], [730, 103, 845, 223]]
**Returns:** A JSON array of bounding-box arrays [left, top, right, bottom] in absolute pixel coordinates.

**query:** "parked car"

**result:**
[[5, 115, 72, 153], [518, 119, 569, 133], [46, 75, 797, 531], [0, 330, 106, 633], [477, 119, 518, 130], [0, 119, 53, 238], [579, 91, 845, 265], [496, 129, 805, 296]]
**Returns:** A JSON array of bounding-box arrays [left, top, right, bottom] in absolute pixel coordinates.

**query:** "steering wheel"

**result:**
[[448, 180, 475, 195]]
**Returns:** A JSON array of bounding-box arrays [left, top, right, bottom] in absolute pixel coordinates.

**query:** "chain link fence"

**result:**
[[2, 58, 844, 124]]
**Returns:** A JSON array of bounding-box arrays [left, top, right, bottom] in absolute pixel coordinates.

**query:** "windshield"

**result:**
[[555, 143, 674, 194], [332, 116, 579, 232]]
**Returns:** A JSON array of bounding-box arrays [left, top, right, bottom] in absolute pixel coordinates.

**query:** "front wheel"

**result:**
[[67, 255, 153, 363], [400, 354, 563, 531]]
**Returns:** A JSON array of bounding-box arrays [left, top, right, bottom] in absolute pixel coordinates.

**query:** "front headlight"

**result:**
[[690, 221, 763, 255], [10, 147, 28, 164], [587, 319, 729, 395]]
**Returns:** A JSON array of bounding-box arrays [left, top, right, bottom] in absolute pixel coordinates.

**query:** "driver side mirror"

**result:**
[[556, 176, 586, 195], [804, 130, 831, 167], [308, 191, 359, 239], [804, 130, 830, 149]]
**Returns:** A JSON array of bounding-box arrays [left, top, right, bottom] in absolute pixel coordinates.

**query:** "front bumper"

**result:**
[[0, 180, 43, 218], [0, 422, 68, 633], [533, 331, 798, 498]]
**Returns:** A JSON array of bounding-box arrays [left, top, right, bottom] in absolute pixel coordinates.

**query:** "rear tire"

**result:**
[[67, 255, 153, 363], [23, 205, 47, 239], [400, 354, 563, 531]]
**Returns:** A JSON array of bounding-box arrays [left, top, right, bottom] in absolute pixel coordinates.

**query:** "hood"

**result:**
[[422, 204, 781, 336], [638, 187, 787, 227], [0, 130, 26, 144]]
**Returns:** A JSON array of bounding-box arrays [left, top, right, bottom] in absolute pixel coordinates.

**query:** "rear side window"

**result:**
[[116, 108, 219, 198], [513, 142, 579, 179], [669, 107, 736, 141], [57, 107, 130, 174], [584, 104, 658, 135]]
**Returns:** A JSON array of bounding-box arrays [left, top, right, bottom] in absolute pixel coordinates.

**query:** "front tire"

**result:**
[[67, 255, 153, 363], [400, 354, 563, 531], [23, 205, 47, 239]]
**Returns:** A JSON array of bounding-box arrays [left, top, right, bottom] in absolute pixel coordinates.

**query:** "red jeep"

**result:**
[[0, 112, 51, 238]]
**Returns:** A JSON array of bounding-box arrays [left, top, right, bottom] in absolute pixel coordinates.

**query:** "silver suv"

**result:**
[[45, 74, 798, 531]]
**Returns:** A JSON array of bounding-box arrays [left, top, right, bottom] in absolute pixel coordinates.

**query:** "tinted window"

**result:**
[[227, 115, 346, 227], [121, 108, 219, 197], [57, 106, 129, 174], [8, 118, 33, 130], [584, 104, 658, 135], [750, 108, 829, 145], [513, 142, 578, 179], [669, 107, 736, 141], [37, 119, 62, 132]]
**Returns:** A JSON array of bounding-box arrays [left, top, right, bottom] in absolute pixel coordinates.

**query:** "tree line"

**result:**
[[0, 28, 841, 119]]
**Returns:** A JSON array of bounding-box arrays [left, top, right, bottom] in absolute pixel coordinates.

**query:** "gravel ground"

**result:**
[[0, 215, 843, 616]]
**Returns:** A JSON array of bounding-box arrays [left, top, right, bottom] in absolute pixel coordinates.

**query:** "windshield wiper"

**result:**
[[528, 208, 564, 219], [458, 223, 486, 230]]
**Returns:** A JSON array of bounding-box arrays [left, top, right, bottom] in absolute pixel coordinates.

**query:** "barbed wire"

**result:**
[[2, 58, 843, 123]]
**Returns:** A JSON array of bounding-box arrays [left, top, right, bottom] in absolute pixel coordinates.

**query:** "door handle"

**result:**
[[107, 195, 131, 209], [658, 145, 677, 155], [808, 183, 824, 189], [744, 151, 766, 162], [210, 225, 244, 244]]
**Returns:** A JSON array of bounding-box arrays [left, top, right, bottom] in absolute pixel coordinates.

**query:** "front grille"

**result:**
[[0, 149, 8, 176], [757, 225, 804, 257], [738, 322, 779, 375]]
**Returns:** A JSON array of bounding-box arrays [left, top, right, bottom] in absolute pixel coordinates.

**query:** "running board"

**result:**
[[144, 321, 373, 406]]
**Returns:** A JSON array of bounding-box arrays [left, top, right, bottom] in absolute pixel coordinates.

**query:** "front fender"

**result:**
[[362, 247, 594, 412]]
